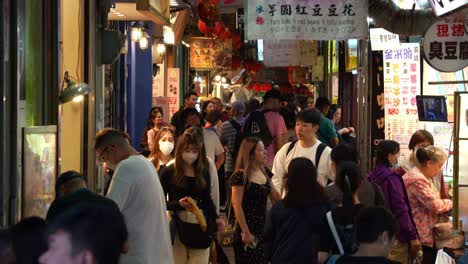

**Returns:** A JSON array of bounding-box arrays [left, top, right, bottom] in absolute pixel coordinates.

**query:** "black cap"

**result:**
[[55, 171, 84, 198], [297, 109, 322, 125], [263, 89, 282, 101]]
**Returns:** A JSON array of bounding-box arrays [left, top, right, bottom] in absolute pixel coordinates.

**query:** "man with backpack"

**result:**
[[220, 101, 246, 209], [243, 89, 287, 169], [271, 109, 334, 195]]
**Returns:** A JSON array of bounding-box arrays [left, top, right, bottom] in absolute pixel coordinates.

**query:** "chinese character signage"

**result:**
[[263, 40, 317, 67], [384, 43, 422, 149], [371, 51, 385, 160], [189, 37, 232, 69], [167, 68, 180, 118], [246, 0, 368, 40], [369, 28, 400, 51], [428, 0, 467, 17], [423, 18, 468, 72]]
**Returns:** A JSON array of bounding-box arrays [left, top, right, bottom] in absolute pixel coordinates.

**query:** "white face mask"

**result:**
[[159, 141, 174, 156], [182, 152, 199, 164]]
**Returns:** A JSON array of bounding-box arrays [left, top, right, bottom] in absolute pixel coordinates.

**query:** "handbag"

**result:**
[[174, 209, 216, 249], [220, 204, 237, 247]]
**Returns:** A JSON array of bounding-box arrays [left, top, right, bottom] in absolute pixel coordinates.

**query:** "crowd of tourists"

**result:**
[[0, 89, 457, 264]]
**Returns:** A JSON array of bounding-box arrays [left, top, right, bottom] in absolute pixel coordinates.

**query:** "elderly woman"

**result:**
[[403, 146, 452, 264]]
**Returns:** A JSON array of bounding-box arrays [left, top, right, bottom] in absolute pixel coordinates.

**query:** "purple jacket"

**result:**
[[368, 164, 418, 242]]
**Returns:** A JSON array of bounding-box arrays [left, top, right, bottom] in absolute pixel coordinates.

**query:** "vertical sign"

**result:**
[[167, 68, 180, 119], [384, 43, 422, 150], [371, 51, 385, 158], [152, 62, 165, 97]]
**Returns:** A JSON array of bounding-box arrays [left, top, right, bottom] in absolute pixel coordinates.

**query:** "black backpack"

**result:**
[[242, 109, 273, 147], [286, 140, 327, 168], [228, 119, 244, 165]]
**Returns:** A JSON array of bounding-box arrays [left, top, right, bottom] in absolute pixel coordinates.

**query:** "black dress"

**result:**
[[230, 170, 271, 264]]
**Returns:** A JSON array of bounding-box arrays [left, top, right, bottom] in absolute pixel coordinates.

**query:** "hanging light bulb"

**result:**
[[214, 75, 221, 81], [156, 43, 166, 55], [72, 95, 84, 103], [131, 26, 143, 42], [139, 36, 149, 50], [221, 77, 227, 83]]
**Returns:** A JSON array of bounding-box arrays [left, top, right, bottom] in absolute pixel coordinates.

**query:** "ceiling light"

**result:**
[[156, 43, 166, 55], [116, 14, 125, 17], [214, 75, 221, 81], [131, 26, 144, 42], [139, 36, 149, 50]]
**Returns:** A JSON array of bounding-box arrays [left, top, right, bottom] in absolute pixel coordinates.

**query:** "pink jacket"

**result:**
[[403, 167, 452, 247]]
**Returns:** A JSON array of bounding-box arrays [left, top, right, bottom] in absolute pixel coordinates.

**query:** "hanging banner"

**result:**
[[245, 0, 368, 40], [383, 43, 422, 150], [152, 62, 165, 98], [189, 37, 232, 69], [423, 18, 468, 72], [263, 40, 317, 67], [167, 68, 180, 118], [428, 0, 467, 17]]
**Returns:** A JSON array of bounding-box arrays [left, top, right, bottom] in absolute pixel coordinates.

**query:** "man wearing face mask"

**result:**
[[368, 140, 420, 264], [95, 128, 173, 264]]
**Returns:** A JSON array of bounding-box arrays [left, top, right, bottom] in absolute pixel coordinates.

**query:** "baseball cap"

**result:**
[[231, 101, 246, 113], [55, 171, 84, 197]]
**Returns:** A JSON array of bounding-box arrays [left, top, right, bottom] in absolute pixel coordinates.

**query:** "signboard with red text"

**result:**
[[423, 18, 468, 72], [384, 43, 422, 149], [166, 68, 180, 118]]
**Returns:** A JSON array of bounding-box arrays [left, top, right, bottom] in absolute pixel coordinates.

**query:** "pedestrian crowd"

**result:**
[[0, 90, 455, 264]]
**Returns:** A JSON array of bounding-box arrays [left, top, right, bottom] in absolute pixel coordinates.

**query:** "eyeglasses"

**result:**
[[96, 145, 110, 163]]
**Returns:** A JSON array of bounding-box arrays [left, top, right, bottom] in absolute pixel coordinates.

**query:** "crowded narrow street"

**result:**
[[0, 0, 467, 263]]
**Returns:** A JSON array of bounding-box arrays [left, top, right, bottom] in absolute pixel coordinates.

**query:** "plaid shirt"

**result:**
[[219, 118, 244, 176]]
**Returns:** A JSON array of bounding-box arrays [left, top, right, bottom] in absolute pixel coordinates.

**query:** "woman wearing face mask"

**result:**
[[230, 137, 281, 264], [149, 128, 175, 173], [403, 146, 452, 264], [159, 126, 222, 264], [147, 107, 165, 152], [368, 140, 421, 264]]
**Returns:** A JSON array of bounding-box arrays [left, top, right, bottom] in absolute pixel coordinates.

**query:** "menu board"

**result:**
[[167, 68, 180, 118], [383, 43, 422, 149], [189, 37, 232, 69]]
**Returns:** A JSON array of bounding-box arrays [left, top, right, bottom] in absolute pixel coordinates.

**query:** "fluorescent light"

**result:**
[[367, 17, 374, 23]]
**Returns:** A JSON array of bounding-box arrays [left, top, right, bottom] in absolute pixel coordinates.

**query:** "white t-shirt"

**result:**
[[107, 155, 173, 264], [271, 140, 334, 195], [207, 157, 220, 214], [203, 128, 224, 162]]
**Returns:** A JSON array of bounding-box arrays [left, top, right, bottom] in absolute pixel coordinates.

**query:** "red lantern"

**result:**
[[253, 83, 261, 92], [198, 19, 211, 35]]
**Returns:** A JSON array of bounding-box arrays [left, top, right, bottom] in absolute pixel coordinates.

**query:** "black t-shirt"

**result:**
[[334, 255, 401, 264], [319, 204, 366, 254]]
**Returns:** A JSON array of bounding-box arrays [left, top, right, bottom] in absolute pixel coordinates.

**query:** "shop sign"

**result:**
[[383, 43, 422, 149], [245, 0, 368, 40], [423, 18, 468, 72], [167, 68, 180, 118], [263, 40, 317, 67], [152, 63, 165, 98], [429, 0, 467, 17], [369, 28, 400, 51], [189, 37, 232, 69], [152, 97, 170, 124], [370, 51, 385, 158]]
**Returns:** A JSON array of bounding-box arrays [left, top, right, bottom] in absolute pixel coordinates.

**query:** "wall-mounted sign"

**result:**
[[109, 0, 170, 25], [167, 68, 180, 118], [263, 40, 317, 67], [384, 43, 422, 150], [370, 28, 400, 51], [246, 0, 368, 40], [189, 37, 232, 69], [423, 18, 468, 72], [429, 0, 467, 17]]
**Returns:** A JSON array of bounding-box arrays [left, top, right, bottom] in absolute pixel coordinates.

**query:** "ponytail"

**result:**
[[336, 162, 363, 223]]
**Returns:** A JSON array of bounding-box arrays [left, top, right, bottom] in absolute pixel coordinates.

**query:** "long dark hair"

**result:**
[[375, 140, 400, 168], [283, 158, 327, 208], [335, 162, 363, 222], [174, 127, 208, 191], [145, 107, 163, 130]]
